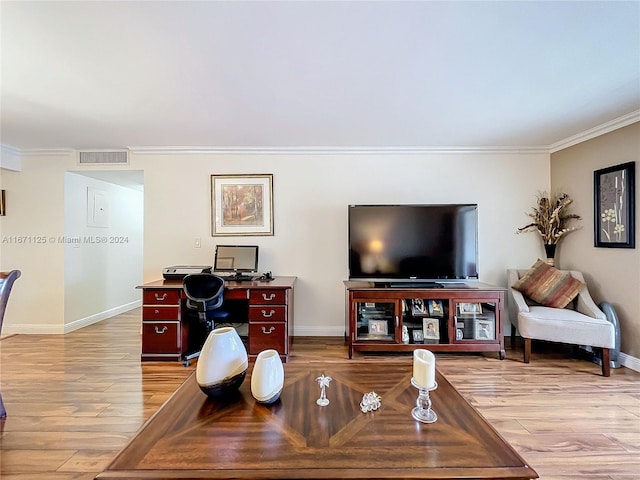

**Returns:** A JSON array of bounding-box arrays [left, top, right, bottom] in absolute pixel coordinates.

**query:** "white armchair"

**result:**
[[507, 268, 614, 376]]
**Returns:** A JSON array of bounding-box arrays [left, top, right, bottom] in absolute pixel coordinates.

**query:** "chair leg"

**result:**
[[523, 338, 531, 364], [601, 348, 611, 377], [510, 324, 516, 349]]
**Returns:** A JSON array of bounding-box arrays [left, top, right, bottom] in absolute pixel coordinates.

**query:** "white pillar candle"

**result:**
[[413, 349, 436, 389]]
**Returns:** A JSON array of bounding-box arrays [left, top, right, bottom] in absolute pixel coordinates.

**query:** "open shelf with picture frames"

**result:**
[[453, 301, 497, 342], [345, 281, 506, 359]]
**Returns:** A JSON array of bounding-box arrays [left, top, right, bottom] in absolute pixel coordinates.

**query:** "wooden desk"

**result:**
[[137, 276, 296, 362], [97, 362, 538, 480]]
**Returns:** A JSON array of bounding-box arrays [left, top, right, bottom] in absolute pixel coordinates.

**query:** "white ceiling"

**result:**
[[1, 1, 639, 152]]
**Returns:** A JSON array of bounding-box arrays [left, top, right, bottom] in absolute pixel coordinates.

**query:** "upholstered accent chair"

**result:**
[[507, 268, 614, 376]]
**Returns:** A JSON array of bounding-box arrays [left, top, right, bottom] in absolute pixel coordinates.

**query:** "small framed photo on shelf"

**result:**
[[457, 302, 482, 315], [368, 320, 388, 336], [411, 299, 427, 315], [423, 318, 440, 340], [427, 299, 444, 317], [474, 318, 494, 340], [412, 329, 424, 343]]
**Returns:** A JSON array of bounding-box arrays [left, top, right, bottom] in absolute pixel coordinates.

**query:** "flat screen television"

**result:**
[[213, 245, 259, 280], [348, 204, 478, 281]]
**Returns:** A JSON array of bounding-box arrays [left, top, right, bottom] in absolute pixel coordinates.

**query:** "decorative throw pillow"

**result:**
[[512, 259, 584, 308]]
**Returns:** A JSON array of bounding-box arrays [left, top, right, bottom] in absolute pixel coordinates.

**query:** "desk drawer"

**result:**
[[249, 305, 286, 322], [224, 288, 250, 300], [142, 322, 181, 354], [143, 306, 180, 321], [250, 289, 286, 304], [143, 289, 181, 305], [249, 322, 286, 354]]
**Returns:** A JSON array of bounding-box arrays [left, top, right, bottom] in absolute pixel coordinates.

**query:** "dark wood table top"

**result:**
[[139, 276, 296, 290], [97, 362, 538, 480]]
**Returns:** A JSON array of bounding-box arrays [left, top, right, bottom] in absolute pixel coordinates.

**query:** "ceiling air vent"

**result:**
[[78, 150, 129, 165]]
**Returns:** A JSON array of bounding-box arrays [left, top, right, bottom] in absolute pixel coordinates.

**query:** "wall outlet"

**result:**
[[194, 237, 201, 248]]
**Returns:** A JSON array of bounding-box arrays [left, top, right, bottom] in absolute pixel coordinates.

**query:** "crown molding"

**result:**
[[1, 144, 22, 171], [128, 145, 549, 155], [549, 110, 640, 153], [10, 111, 639, 158]]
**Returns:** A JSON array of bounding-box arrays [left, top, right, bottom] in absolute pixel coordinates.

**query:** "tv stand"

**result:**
[[345, 280, 506, 360]]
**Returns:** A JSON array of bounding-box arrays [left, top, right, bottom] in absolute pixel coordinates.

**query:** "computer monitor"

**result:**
[[213, 245, 259, 280]]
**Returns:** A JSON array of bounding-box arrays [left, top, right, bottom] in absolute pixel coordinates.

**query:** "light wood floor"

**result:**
[[1, 308, 639, 480]]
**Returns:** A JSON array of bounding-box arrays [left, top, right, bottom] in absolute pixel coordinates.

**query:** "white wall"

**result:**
[[551, 123, 640, 359], [63, 172, 143, 331], [0, 155, 66, 332], [1, 150, 550, 334], [138, 151, 549, 335]]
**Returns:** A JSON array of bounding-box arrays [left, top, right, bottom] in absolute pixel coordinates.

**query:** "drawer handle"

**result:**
[[154, 309, 160, 314], [261, 326, 275, 335], [261, 309, 276, 318], [155, 326, 168, 334], [154, 293, 167, 301], [262, 293, 276, 301]]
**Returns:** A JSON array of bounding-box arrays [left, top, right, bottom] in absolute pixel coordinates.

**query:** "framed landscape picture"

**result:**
[[211, 174, 274, 236]]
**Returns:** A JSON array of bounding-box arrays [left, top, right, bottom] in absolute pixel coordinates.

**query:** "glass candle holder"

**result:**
[[410, 377, 438, 423]]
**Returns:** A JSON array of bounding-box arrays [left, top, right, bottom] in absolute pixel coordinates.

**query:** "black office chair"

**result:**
[[182, 273, 229, 366]]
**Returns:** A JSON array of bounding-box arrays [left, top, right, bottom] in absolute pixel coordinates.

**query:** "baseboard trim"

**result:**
[[64, 301, 142, 333], [618, 352, 640, 373], [2, 301, 142, 334], [294, 326, 346, 337]]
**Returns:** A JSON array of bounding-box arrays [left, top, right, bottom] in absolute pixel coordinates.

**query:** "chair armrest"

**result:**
[[575, 288, 606, 320], [506, 269, 529, 314], [509, 288, 530, 313], [567, 271, 606, 320]]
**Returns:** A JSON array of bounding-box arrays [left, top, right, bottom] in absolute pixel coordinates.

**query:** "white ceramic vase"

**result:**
[[196, 327, 248, 398], [250, 349, 284, 404]]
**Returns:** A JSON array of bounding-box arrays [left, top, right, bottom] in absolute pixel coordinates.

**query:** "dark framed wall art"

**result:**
[[594, 161, 635, 248]]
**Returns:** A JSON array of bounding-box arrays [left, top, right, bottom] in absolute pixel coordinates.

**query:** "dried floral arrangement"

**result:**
[[516, 192, 582, 245]]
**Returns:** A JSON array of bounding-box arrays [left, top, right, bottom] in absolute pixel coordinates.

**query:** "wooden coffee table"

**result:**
[[97, 362, 538, 479]]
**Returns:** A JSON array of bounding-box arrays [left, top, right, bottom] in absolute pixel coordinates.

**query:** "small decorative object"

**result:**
[[316, 374, 332, 406], [474, 318, 495, 340], [412, 349, 437, 423], [456, 328, 464, 340], [594, 162, 635, 248], [411, 298, 427, 315], [423, 318, 439, 341], [402, 325, 410, 344], [368, 319, 388, 336], [457, 302, 482, 315], [516, 191, 582, 266], [251, 349, 284, 404], [427, 299, 444, 317], [412, 329, 424, 343], [360, 391, 382, 413], [196, 327, 248, 398]]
